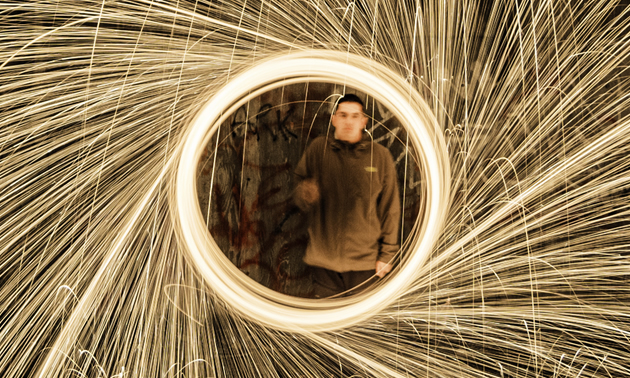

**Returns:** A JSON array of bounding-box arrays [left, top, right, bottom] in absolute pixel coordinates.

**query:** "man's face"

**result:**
[[332, 101, 367, 143]]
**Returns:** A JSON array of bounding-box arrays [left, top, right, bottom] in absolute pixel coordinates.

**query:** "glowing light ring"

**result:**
[[176, 51, 450, 332]]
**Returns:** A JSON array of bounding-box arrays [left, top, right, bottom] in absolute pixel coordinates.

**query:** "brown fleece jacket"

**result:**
[[294, 133, 401, 272]]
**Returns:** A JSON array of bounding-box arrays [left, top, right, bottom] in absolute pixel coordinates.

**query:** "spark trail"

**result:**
[[1, 1, 630, 377]]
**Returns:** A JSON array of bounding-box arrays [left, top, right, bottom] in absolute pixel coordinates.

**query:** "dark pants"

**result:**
[[310, 266, 378, 298]]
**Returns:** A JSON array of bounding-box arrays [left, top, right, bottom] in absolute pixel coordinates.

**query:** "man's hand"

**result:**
[[295, 178, 320, 211], [375, 261, 392, 278]]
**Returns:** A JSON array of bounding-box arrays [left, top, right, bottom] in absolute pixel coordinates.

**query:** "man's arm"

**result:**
[[376, 149, 401, 277], [293, 140, 321, 212]]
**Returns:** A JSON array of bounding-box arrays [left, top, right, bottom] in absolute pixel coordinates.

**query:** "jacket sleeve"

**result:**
[[295, 137, 322, 179], [377, 149, 401, 263], [293, 140, 318, 211], [294, 144, 309, 179]]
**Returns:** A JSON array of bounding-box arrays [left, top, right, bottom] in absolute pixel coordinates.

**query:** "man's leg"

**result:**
[[310, 266, 345, 298], [341, 270, 378, 296]]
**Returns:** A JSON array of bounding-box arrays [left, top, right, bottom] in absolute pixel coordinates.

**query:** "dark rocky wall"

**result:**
[[196, 82, 425, 297]]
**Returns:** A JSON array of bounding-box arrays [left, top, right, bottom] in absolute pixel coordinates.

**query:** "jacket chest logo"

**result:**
[[364, 166, 378, 172]]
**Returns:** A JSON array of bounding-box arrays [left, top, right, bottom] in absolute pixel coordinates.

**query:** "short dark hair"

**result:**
[[334, 93, 365, 113]]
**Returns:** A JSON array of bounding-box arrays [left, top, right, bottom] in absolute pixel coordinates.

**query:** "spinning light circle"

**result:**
[[175, 50, 450, 332]]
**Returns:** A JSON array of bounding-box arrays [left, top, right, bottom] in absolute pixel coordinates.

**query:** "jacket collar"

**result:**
[[329, 132, 371, 151]]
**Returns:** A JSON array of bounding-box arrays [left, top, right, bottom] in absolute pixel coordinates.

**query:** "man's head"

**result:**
[[332, 94, 368, 144]]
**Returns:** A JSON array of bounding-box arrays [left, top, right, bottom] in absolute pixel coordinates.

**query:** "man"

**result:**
[[294, 93, 401, 298]]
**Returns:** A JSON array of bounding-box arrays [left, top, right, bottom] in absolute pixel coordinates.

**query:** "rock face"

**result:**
[[197, 82, 423, 297]]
